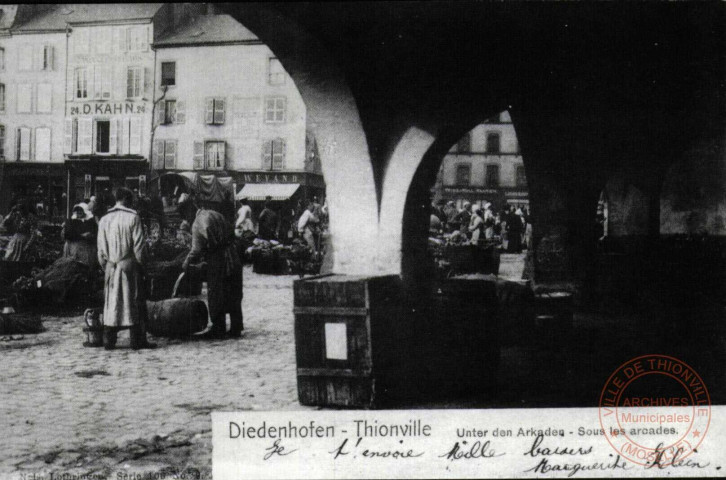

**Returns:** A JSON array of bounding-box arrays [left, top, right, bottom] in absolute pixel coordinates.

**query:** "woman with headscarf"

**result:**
[[2, 200, 39, 261], [62, 202, 99, 268]]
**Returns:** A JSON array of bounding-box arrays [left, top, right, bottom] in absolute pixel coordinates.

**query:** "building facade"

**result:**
[[152, 14, 324, 203], [433, 110, 528, 211], [0, 5, 67, 217]]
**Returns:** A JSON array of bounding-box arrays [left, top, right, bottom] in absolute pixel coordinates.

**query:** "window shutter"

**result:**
[[78, 118, 93, 155], [47, 45, 54, 70], [152, 139, 165, 169], [205, 98, 214, 124], [17, 84, 32, 113], [33, 45, 42, 72], [214, 98, 225, 124], [118, 27, 127, 52], [94, 66, 103, 99], [18, 128, 31, 161], [164, 140, 176, 169], [156, 100, 166, 126], [63, 118, 74, 154], [219, 142, 226, 169], [280, 139, 287, 169], [141, 25, 149, 51], [262, 141, 272, 169], [129, 117, 142, 154], [120, 117, 130, 154], [193, 141, 204, 170], [109, 118, 118, 154], [102, 66, 112, 99], [144, 67, 151, 97], [35, 128, 51, 161], [174, 100, 185, 124]]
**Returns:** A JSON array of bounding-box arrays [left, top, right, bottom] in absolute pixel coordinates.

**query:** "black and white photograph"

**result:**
[[0, 2, 724, 478]]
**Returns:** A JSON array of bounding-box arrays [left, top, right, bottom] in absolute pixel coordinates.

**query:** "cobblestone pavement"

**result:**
[[0, 266, 308, 479]]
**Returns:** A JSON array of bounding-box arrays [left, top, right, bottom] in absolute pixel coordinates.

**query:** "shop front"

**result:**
[[234, 171, 326, 205], [0, 163, 66, 221], [65, 157, 148, 211], [441, 186, 529, 212]]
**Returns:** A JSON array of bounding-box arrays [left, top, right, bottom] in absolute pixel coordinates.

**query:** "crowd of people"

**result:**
[[430, 200, 532, 253]]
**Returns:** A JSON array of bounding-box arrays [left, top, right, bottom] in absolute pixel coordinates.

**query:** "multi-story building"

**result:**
[[0, 5, 67, 217], [151, 14, 324, 203], [433, 110, 528, 212]]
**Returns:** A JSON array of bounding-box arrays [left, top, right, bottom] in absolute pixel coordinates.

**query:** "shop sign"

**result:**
[[70, 102, 146, 116], [504, 190, 529, 198], [74, 54, 145, 64], [444, 187, 499, 195], [242, 173, 301, 184], [5, 165, 64, 177]]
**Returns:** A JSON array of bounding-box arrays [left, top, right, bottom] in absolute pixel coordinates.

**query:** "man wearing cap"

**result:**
[[97, 187, 155, 350], [183, 199, 243, 339]]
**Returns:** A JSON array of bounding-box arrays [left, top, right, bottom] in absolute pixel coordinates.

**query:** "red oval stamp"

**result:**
[[599, 354, 710, 467]]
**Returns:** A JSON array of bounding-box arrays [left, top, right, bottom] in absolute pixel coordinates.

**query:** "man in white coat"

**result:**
[[97, 187, 155, 350]]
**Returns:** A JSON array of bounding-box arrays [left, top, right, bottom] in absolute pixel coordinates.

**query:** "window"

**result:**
[[16, 127, 31, 161], [0, 83, 5, 112], [96, 120, 110, 153], [94, 66, 112, 99], [455, 164, 471, 186], [127, 67, 143, 98], [37, 84, 52, 113], [75, 68, 89, 99], [74, 29, 90, 54], [128, 26, 149, 52], [485, 164, 500, 187], [163, 100, 176, 124], [457, 132, 471, 153], [265, 97, 286, 123], [152, 139, 177, 170], [205, 141, 226, 170], [41, 45, 54, 71], [262, 139, 286, 170], [35, 127, 51, 161], [19, 44, 33, 71], [0, 47, 5, 70], [205, 98, 225, 125], [516, 165, 527, 187], [161, 62, 175, 87], [17, 84, 32, 113], [0, 125, 5, 158], [486, 132, 501, 153], [94, 28, 111, 54], [268, 58, 285, 85]]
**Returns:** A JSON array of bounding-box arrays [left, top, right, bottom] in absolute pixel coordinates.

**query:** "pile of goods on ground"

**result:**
[[0, 312, 45, 335], [7, 257, 97, 308], [428, 230, 500, 278], [246, 238, 322, 276]]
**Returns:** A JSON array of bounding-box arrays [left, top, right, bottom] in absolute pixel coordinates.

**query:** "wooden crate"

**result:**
[[293, 274, 403, 408]]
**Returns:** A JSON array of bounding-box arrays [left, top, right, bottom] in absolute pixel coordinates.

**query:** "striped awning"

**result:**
[[236, 183, 300, 201]]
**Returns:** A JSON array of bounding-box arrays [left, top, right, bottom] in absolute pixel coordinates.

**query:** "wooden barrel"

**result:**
[[146, 298, 208, 337], [293, 274, 403, 408]]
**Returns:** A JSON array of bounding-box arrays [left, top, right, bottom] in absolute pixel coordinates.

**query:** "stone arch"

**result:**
[[219, 5, 379, 275]]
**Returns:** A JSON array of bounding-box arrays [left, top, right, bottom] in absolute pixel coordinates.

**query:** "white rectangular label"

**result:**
[[324, 323, 348, 360]]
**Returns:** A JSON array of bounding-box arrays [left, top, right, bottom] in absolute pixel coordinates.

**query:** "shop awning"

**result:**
[[236, 183, 300, 201]]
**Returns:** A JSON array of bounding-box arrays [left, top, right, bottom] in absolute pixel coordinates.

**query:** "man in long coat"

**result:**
[[97, 187, 155, 350], [183, 200, 243, 339]]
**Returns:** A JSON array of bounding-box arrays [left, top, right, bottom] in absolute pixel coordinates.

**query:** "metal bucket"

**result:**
[[82, 308, 104, 347]]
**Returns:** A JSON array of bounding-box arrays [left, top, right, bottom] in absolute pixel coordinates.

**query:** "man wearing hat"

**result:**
[[455, 202, 472, 236]]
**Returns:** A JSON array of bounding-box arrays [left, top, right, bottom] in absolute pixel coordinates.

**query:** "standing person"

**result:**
[[297, 200, 320, 253], [506, 206, 523, 253], [235, 198, 254, 235], [183, 199, 243, 339], [257, 199, 279, 241], [482, 202, 495, 240], [443, 201, 457, 232], [468, 205, 484, 246], [2, 200, 39, 261], [62, 202, 98, 268], [97, 188, 155, 350], [455, 202, 472, 236]]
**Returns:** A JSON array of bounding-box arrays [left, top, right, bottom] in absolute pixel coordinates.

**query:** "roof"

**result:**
[[154, 14, 261, 47], [236, 183, 300, 201], [13, 4, 164, 32]]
